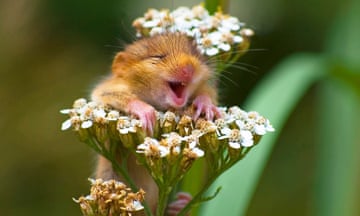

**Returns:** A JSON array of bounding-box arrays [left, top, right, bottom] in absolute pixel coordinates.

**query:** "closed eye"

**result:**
[[149, 54, 167, 60]]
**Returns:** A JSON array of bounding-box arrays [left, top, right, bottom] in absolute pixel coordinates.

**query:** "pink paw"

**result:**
[[193, 95, 221, 120], [166, 192, 192, 216], [127, 100, 156, 135]]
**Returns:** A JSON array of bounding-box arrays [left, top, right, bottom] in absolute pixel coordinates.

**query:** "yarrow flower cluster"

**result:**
[[132, 4, 253, 72], [61, 98, 273, 151], [73, 178, 145, 216], [60, 98, 126, 131]]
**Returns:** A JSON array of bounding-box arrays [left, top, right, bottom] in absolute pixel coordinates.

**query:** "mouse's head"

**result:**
[[112, 33, 213, 109]]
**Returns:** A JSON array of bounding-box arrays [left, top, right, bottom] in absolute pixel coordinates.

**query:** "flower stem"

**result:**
[[156, 186, 171, 216], [177, 147, 253, 216], [177, 171, 222, 216]]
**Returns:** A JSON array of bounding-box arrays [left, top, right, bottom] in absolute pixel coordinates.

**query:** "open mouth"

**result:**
[[169, 82, 186, 98], [168, 81, 187, 106]]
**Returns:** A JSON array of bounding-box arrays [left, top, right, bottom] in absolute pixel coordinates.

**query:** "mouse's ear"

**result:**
[[112, 52, 130, 75]]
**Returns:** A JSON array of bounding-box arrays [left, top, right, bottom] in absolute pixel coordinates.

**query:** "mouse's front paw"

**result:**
[[193, 95, 221, 120], [166, 192, 192, 216], [127, 100, 156, 135]]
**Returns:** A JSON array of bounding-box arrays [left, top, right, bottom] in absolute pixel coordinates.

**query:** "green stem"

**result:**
[[177, 172, 220, 216], [177, 146, 253, 216], [156, 186, 171, 216]]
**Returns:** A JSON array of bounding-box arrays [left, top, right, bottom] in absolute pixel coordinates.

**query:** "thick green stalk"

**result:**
[[156, 186, 171, 216]]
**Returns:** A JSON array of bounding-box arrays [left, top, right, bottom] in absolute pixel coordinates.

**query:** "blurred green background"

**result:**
[[1, 0, 359, 215]]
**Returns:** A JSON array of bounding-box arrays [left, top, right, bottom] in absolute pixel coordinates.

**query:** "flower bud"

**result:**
[[161, 111, 177, 134], [177, 115, 193, 136]]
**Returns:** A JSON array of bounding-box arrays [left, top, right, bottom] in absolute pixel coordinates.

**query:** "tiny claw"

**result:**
[[167, 192, 192, 216], [192, 95, 221, 121], [127, 100, 156, 135]]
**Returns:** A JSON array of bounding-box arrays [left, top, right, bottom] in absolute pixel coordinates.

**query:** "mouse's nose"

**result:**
[[179, 64, 194, 81]]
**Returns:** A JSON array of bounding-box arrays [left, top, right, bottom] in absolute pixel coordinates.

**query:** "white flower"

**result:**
[[117, 117, 136, 134], [162, 132, 183, 155], [149, 27, 166, 36], [61, 116, 83, 130], [240, 130, 254, 147], [78, 106, 93, 121], [161, 111, 178, 127], [196, 119, 217, 134], [228, 106, 248, 120], [203, 46, 219, 56], [73, 98, 87, 109], [130, 119, 142, 129], [107, 110, 120, 121], [218, 42, 231, 51], [219, 127, 254, 148], [265, 119, 275, 132], [187, 138, 204, 157], [183, 130, 203, 147], [235, 119, 245, 129], [233, 35, 243, 43], [218, 126, 231, 138], [238, 111, 275, 135], [86, 101, 99, 109], [143, 19, 160, 28], [163, 132, 183, 145], [93, 109, 107, 124], [171, 7, 192, 19], [254, 124, 266, 135], [221, 17, 241, 31], [137, 137, 169, 157], [189, 146, 204, 157], [218, 127, 240, 148]]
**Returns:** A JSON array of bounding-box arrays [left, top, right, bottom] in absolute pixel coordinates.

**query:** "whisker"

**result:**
[[225, 64, 258, 75], [214, 70, 241, 87], [206, 48, 268, 62], [232, 62, 259, 70]]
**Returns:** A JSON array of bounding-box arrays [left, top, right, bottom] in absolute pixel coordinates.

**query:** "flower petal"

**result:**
[[192, 147, 204, 157], [240, 130, 254, 147], [60, 109, 72, 114], [229, 141, 241, 149], [61, 119, 72, 130], [81, 120, 93, 129], [254, 124, 266, 135]]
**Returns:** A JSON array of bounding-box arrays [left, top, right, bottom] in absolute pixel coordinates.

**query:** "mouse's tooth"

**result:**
[[181, 82, 186, 86]]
